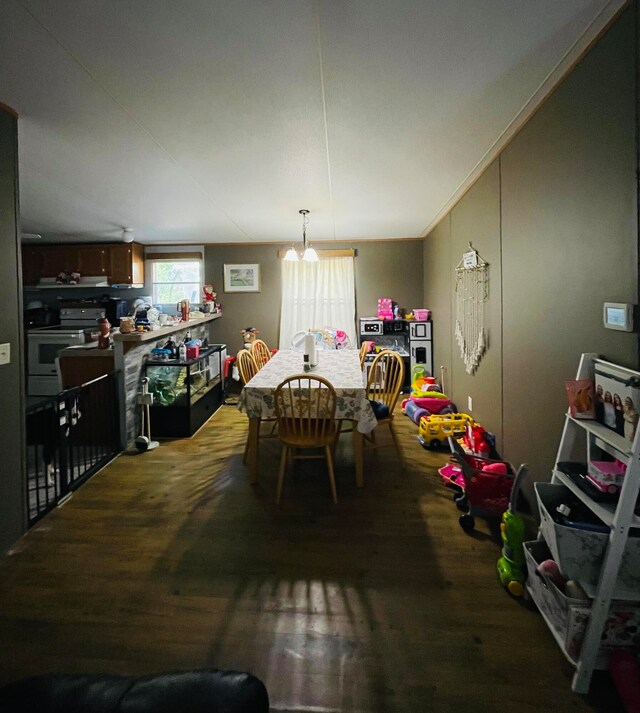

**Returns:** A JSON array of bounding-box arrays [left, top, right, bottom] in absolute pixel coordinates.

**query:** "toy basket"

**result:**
[[413, 309, 430, 321]]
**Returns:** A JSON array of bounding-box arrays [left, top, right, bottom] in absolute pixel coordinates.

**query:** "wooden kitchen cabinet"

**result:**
[[21, 242, 144, 286], [77, 245, 109, 276], [107, 243, 144, 285]]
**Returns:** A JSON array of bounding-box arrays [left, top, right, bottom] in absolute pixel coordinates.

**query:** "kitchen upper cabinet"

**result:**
[[21, 246, 46, 286], [107, 243, 144, 285], [21, 243, 144, 286], [77, 245, 108, 276]]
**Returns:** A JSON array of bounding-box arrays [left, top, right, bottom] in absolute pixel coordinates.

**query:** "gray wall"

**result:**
[[205, 240, 425, 354], [0, 106, 25, 553], [424, 5, 638, 496]]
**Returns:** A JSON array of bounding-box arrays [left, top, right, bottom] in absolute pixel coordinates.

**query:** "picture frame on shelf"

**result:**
[[223, 264, 260, 293]]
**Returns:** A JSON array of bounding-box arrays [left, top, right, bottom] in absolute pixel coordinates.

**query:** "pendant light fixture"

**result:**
[[284, 209, 319, 262]]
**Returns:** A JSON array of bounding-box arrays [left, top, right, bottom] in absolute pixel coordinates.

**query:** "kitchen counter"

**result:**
[[112, 312, 223, 447], [59, 344, 115, 357], [58, 345, 114, 388], [113, 312, 221, 343]]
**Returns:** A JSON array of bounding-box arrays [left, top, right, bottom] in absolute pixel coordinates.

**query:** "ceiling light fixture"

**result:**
[[122, 228, 134, 243], [284, 209, 318, 262]]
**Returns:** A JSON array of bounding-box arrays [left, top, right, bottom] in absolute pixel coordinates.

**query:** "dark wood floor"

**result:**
[[0, 402, 623, 712]]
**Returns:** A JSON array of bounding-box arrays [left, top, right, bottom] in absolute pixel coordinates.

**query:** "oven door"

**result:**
[[28, 333, 84, 376], [410, 321, 431, 340]]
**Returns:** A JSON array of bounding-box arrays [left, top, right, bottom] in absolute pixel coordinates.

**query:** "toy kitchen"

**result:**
[[359, 302, 433, 389]]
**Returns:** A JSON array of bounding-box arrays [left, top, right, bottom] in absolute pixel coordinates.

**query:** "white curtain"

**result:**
[[279, 256, 356, 349]]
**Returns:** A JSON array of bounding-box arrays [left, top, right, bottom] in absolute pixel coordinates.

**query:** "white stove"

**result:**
[[27, 306, 106, 396]]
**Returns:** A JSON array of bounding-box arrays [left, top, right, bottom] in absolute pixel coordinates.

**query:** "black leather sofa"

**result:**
[[0, 669, 269, 713]]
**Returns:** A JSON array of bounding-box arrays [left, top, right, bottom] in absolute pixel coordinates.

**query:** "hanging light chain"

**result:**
[[299, 209, 309, 249]]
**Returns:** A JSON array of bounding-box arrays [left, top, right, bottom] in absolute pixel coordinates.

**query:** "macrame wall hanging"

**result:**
[[455, 243, 489, 375]]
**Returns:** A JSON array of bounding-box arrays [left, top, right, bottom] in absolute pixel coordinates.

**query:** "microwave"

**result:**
[[360, 319, 383, 336]]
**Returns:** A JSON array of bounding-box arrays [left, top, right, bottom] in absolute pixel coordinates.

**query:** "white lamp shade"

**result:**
[[302, 246, 319, 262], [284, 246, 299, 262]]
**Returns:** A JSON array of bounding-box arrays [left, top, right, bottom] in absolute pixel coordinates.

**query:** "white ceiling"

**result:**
[[0, 0, 626, 244]]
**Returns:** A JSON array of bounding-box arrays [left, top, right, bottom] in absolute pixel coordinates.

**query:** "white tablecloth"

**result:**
[[238, 349, 377, 434]]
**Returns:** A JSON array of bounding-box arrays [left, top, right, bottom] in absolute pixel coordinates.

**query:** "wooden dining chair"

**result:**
[[250, 339, 272, 369], [365, 349, 405, 457], [237, 349, 276, 463], [358, 341, 371, 369], [274, 374, 338, 504], [236, 349, 259, 385]]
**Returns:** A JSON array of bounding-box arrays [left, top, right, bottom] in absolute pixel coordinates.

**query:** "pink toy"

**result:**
[[610, 651, 640, 713], [335, 330, 349, 349], [410, 395, 453, 414], [377, 297, 394, 320], [482, 462, 508, 475], [538, 559, 567, 590]]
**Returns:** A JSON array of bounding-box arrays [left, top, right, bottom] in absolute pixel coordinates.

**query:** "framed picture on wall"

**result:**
[[223, 263, 261, 293]]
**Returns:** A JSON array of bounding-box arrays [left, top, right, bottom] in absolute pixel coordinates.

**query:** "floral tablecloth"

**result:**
[[238, 349, 377, 434]]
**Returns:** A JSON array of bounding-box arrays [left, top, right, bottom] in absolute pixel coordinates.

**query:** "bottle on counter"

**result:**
[[178, 343, 187, 361]]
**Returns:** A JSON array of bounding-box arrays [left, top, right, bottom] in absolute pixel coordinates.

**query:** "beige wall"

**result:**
[[205, 240, 424, 354], [424, 4, 638, 496], [449, 161, 503, 450], [0, 107, 25, 553]]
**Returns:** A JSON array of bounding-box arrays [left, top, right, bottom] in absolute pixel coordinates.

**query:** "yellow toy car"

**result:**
[[418, 413, 474, 449]]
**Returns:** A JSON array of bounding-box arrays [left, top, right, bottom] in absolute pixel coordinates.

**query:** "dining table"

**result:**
[[237, 349, 377, 487]]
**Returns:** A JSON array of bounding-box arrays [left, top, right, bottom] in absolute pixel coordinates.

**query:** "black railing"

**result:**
[[25, 371, 121, 526]]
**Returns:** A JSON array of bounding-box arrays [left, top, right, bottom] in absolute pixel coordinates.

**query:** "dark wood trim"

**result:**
[[0, 101, 18, 118]]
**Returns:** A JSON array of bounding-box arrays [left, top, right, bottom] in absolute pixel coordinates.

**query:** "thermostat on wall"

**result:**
[[603, 302, 634, 332]]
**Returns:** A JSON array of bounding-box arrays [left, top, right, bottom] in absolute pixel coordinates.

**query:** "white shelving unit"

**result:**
[[530, 353, 640, 694]]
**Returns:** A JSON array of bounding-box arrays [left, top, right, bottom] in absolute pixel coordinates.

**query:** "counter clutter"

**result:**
[[112, 313, 224, 446]]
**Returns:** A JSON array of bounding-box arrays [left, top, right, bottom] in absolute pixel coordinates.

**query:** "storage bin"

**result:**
[[524, 540, 640, 661], [535, 482, 640, 591], [413, 309, 430, 321]]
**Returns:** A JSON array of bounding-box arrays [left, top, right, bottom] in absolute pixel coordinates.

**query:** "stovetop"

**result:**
[[28, 324, 88, 335]]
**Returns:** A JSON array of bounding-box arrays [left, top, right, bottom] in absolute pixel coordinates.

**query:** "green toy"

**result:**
[[497, 464, 527, 597]]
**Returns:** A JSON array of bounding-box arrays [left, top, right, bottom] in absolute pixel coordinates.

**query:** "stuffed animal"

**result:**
[[203, 284, 217, 303], [241, 326, 260, 349]]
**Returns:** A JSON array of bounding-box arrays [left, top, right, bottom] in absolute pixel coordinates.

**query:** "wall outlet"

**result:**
[[467, 395, 473, 412], [0, 343, 9, 366]]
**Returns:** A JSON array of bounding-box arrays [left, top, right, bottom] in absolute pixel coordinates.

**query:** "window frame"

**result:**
[[149, 257, 203, 306]]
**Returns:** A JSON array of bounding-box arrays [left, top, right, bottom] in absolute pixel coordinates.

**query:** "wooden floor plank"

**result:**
[[0, 403, 622, 711]]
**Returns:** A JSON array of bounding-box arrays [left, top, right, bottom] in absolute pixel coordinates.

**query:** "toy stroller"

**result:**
[[444, 436, 519, 532]]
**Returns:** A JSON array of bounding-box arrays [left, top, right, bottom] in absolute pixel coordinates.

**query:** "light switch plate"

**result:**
[[0, 343, 9, 365], [467, 395, 473, 412]]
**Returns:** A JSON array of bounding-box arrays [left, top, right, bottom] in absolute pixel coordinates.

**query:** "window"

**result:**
[[150, 259, 202, 305], [279, 256, 356, 349]]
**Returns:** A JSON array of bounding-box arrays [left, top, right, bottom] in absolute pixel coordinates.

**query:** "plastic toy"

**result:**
[[403, 399, 429, 425], [458, 422, 494, 458], [443, 436, 519, 532], [497, 463, 528, 597], [377, 297, 394, 321], [609, 651, 640, 713], [418, 413, 473, 449]]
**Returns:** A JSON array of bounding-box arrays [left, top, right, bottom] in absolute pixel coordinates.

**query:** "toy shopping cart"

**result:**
[[439, 436, 518, 532]]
